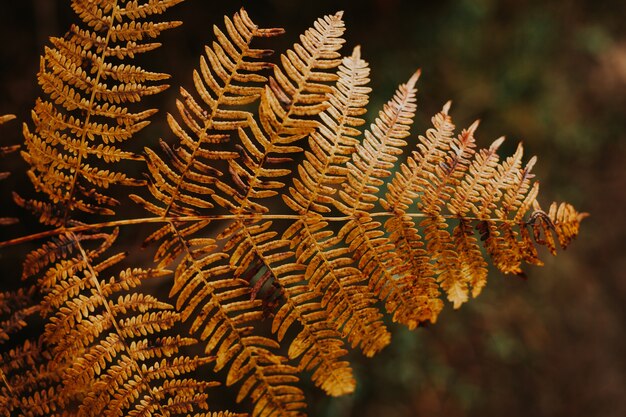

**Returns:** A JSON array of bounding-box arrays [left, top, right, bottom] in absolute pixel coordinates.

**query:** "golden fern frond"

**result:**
[[332, 72, 443, 329], [335, 70, 420, 215], [18, 0, 182, 224], [212, 11, 346, 216], [476, 148, 538, 274], [378, 102, 584, 309], [137, 10, 352, 417], [186, 13, 347, 414], [132, 8, 284, 222], [407, 117, 480, 307], [166, 233, 305, 417], [22, 230, 216, 417], [278, 47, 390, 363], [380, 103, 455, 287], [270, 47, 372, 395], [548, 202, 586, 248], [0, 7, 586, 417], [283, 46, 370, 215]]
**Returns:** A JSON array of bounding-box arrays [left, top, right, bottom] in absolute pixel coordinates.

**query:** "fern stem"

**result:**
[[0, 368, 14, 396], [0, 212, 540, 249]]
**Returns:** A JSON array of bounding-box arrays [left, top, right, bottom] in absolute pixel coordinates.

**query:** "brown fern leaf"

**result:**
[[386, 107, 505, 306], [132, 8, 284, 223], [0, 8, 586, 417], [283, 46, 369, 216], [30, 230, 216, 417], [415, 119, 479, 308], [528, 200, 586, 257], [381, 104, 584, 309], [333, 71, 442, 329], [271, 259, 356, 397], [18, 0, 183, 224], [548, 202, 587, 248], [213, 11, 346, 213], [135, 10, 312, 416], [138, 10, 351, 417], [167, 233, 306, 417], [446, 136, 505, 296], [271, 47, 372, 395], [478, 149, 539, 274], [278, 47, 390, 361]]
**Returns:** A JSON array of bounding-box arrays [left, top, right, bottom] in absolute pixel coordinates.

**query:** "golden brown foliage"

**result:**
[[17, 0, 183, 225], [0, 4, 585, 417]]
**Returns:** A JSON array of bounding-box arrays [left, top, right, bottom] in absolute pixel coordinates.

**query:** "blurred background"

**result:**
[[0, 1, 624, 416]]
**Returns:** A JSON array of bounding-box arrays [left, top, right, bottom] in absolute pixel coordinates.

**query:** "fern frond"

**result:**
[[549, 202, 587, 248], [167, 226, 306, 417], [283, 46, 370, 216], [278, 47, 390, 361], [283, 217, 390, 358], [271, 47, 373, 394], [0, 7, 586, 417], [35, 231, 215, 417], [272, 264, 356, 397], [19, 0, 182, 223], [132, 8, 284, 222], [331, 72, 443, 328], [214, 11, 346, 214], [380, 103, 584, 308], [138, 11, 348, 417]]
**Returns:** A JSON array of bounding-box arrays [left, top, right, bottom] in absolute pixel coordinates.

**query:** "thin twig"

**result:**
[[0, 212, 532, 249]]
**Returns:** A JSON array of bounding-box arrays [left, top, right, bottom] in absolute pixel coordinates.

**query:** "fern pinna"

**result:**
[[0, 3, 584, 417]]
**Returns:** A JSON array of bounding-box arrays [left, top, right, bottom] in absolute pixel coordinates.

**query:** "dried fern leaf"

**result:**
[[214, 11, 346, 215], [272, 47, 373, 394], [330, 71, 442, 328], [380, 103, 584, 309], [132, 8, 285, 224], [283, 46, 370, 216], [19, 0, 182, 224], [0, 7, 586, 417], [167, 227, 307, 417], [29, 230, 216, 417], [279, 47, 390, 361], [137, 10, 353, 417], [549, 202, 587, 248]]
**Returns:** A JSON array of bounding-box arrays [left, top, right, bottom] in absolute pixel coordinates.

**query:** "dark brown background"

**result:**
[[1, 1, 624, 416]]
